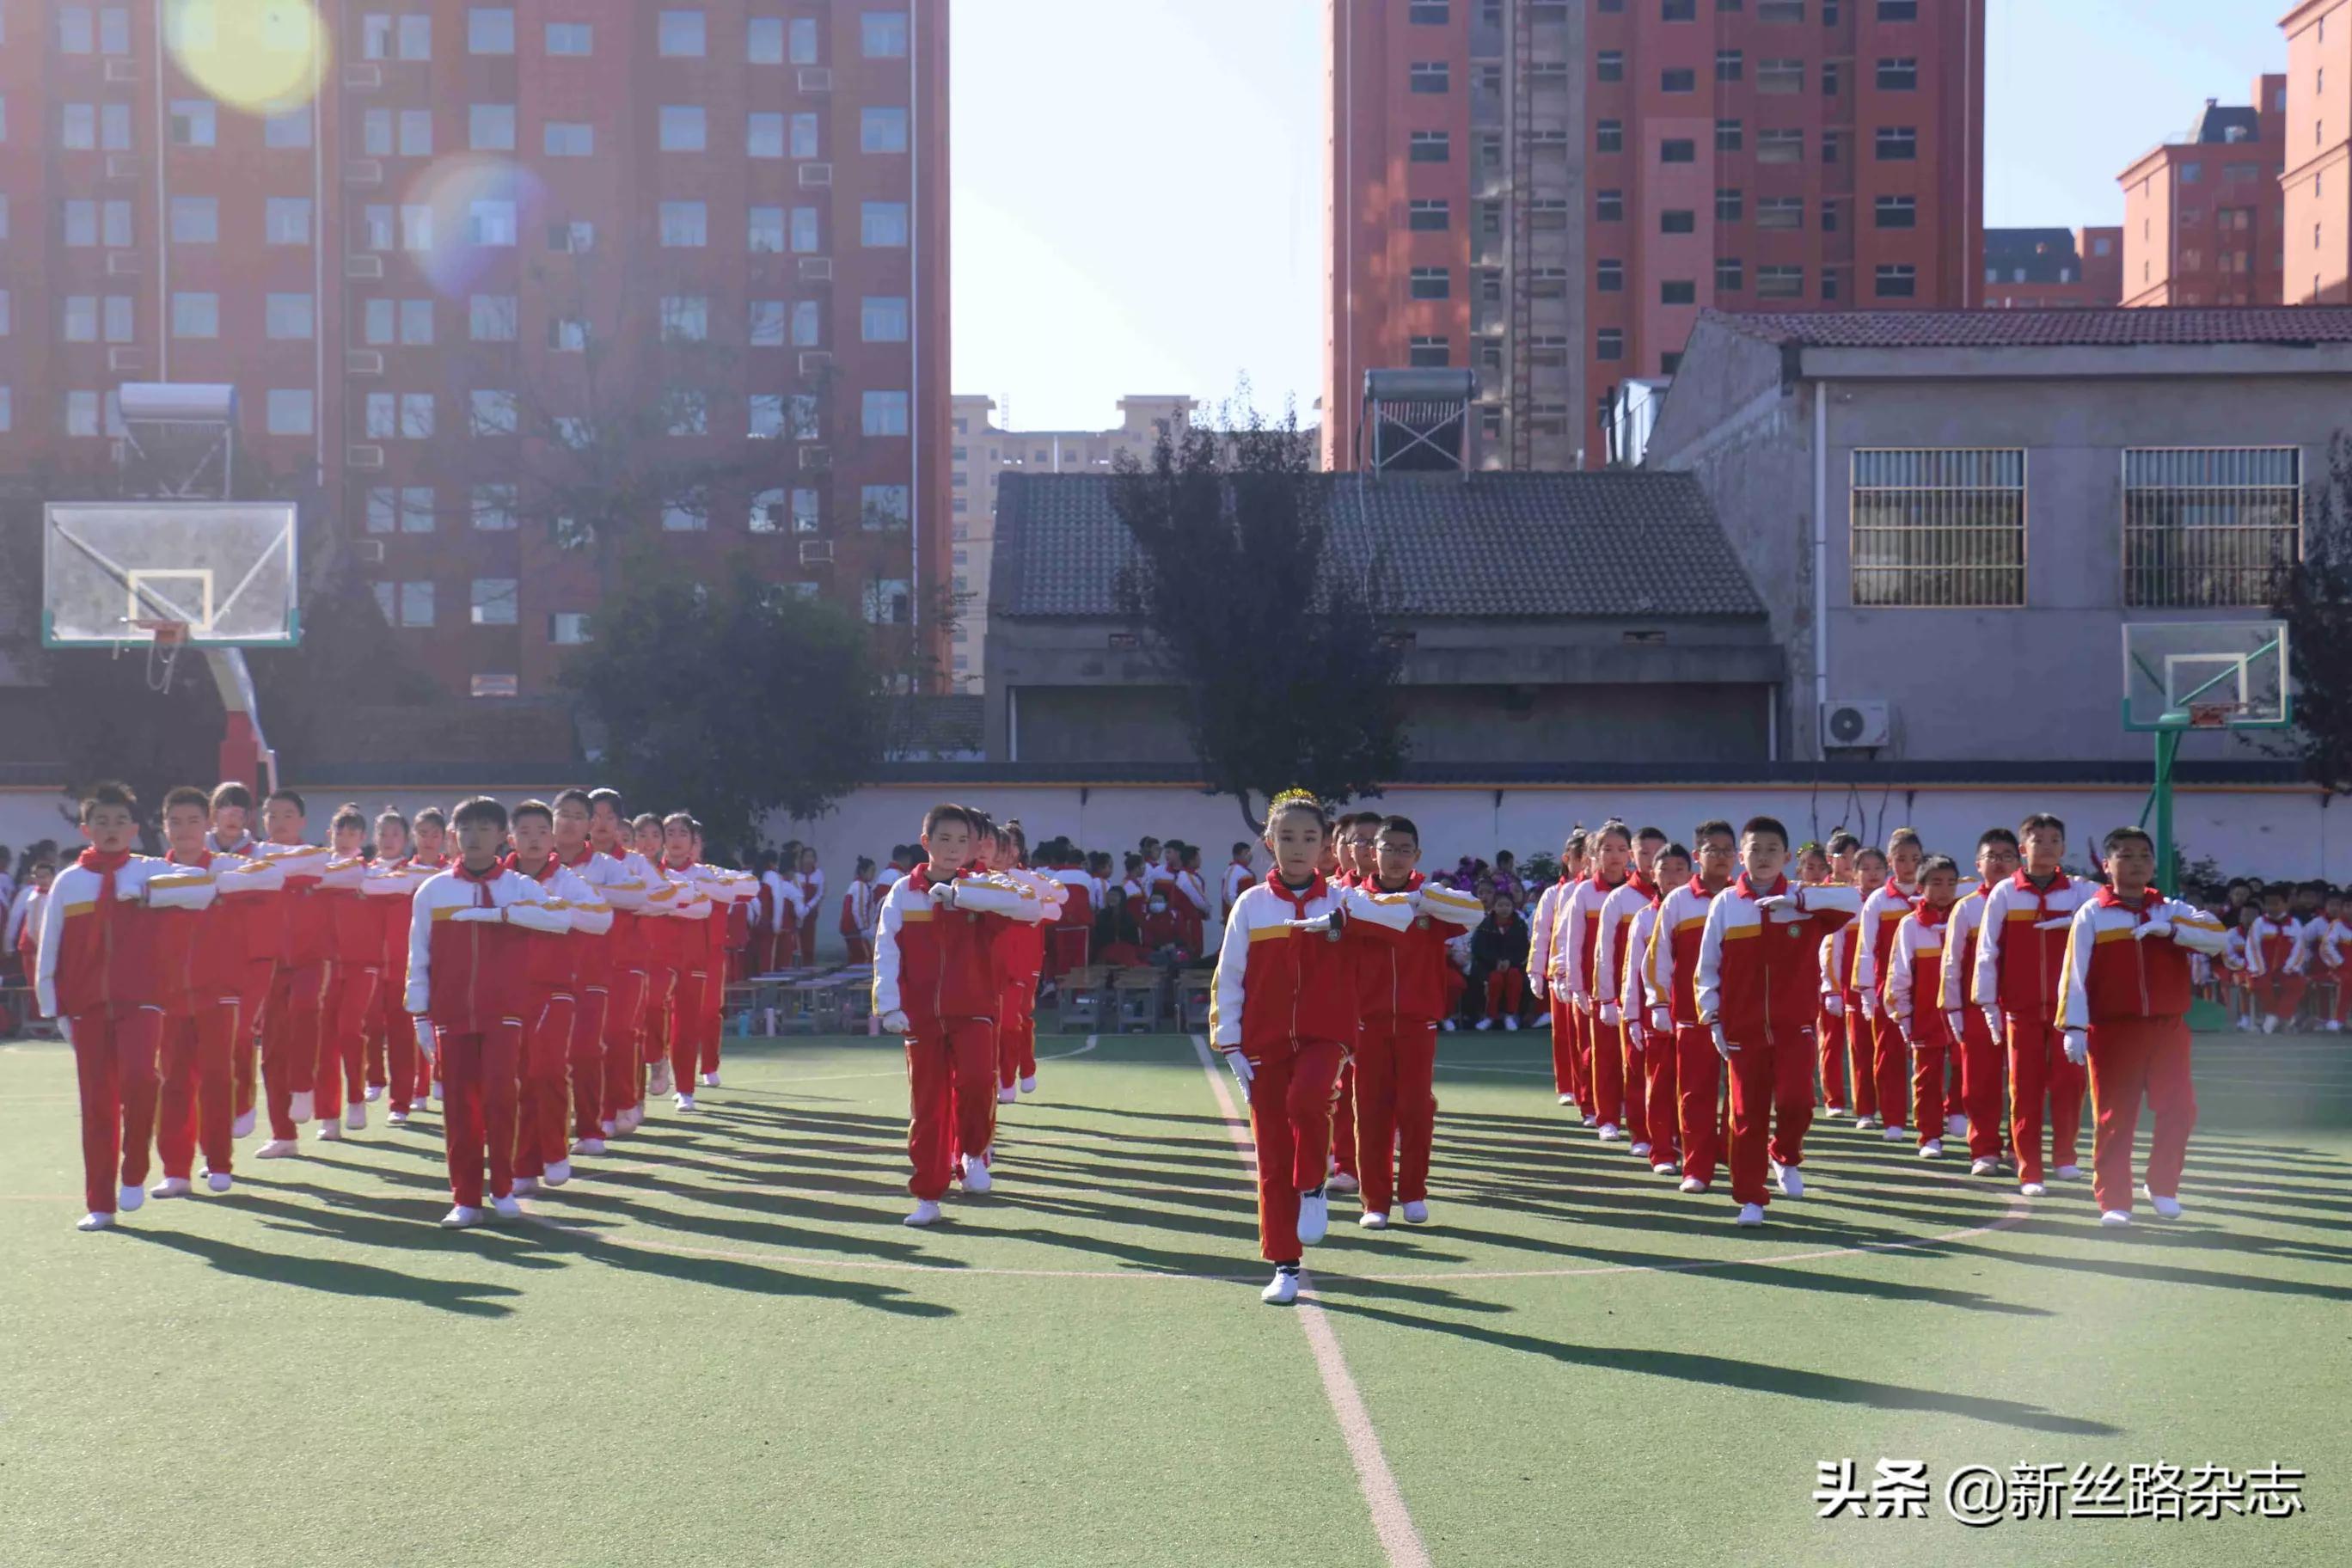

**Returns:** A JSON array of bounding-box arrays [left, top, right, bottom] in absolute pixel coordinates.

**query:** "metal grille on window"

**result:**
[[2122, 447, 2300, 608], [1850, 449, 2026, 608]]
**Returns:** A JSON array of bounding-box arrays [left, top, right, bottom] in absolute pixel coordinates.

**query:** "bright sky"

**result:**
[[950, 0, 2287, 435]]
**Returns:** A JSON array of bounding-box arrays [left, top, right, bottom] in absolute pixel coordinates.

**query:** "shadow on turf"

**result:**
[[120, 1225, 527, 1317]]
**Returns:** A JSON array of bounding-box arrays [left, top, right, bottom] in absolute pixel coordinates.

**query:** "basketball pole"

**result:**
[[2153, 727, 2181, 897]]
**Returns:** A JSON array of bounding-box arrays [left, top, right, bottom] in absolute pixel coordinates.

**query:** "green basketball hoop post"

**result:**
[[2125, 624, 2289, 897]]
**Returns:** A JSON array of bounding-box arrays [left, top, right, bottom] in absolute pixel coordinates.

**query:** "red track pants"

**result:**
[[903, 1017, 999, 1201], [2251, 973, 2306, 1021], [438, 1023, 522, 1207], [2086, 1016, 2196, 1215], [570, 984, 609, 1140], [1910, 1038, 1951, 1147], [1616, 1015, 1649, 1145], [69, 1006, 165, 1215], [640, 965, 677, 1093], [319, 965, 380, 1122], [515, 986, 579, 1178], [996, 978, 1038, 1090], [1868, 1006, 1909, 1131], [2006, 1013, 2085, 1185], [1584, 1005, 1626, 1130], [1240, 1036, 1348, 1262], [1642, 1020, 1680, 1166], [603, 965, 649, 1119], [232, 957, 275, 1122], [668, 968, 709, 1092], [1548, 991, 1581, 1103], [1332, 1061, 1359, 1178], [1484, 965, 1525, 1021], [1675, 1024, 1725, 1185], [1353, 1020, 1437, 1213], [261, 961, 331, 1139], [1817, 1006, 1848, 1111], [156, 1000, 240, 1180], [1844, 1001, 1877, 1121], [1958, 1009, 2007, 1162], [1725, 1025, 1816, 1209]]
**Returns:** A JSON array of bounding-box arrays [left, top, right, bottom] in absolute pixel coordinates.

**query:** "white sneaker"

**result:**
[[2020, 1181, 2048, 1197], [78, 1210, 115, 1231], [2328, 1020, 2344, 1033], [1359, 1210, 1389, 1230], [674, 1093, 695, 1112], [1919, 1139, 1944, 1160], [316, 1121, 343, 1142], [1678, 1177, 1709, 1194], [2145, 1185, 2184, 1219], [150, 1177, 193, 1199], [1502, 1015, 1520, 1032], [1262, 1269, 1300, 1305], [1776, 1165, 1805, 1198], [118, 1184, 146, 1213], [1597, 1123, 1620, 1142], [1735, 1203, 1765, 1226], [1400, 1200, 1430, 1224], [904, 1198, 942, 1228], [1296, 1191, 1330, 1246], [205, 1170, 233, 1194], [1630, 1141, 1652, 1159], [960, 1153, 993, 1194], [1652, 1161, 1679, 1175], [2099, 1209, 2133, 1227], [1853, 1115, 1881, 1131], [600, 1119, 618, 1139], [1558, 1093, 1576, 1107], [1474, 1019, 1495, 1032], [2263, 1015, 2281, 1035], [2235, 1016, 2256, 1032], [543, 1160, 572, 1187], [345, 1101, 365, 1130], [1326, 1171, 1360, 1195], [254, 1138, 299, 1159], [1019, 1075, 1038, 1094], [388, 1109, 409, 1127], [700, 1071, 720, 1088], [1882, 1125, 1909, 1142], [440, 1205, 482, 1228], [2055, 1164, 2083, 1180], [511, 1177, 541, 1197], [1441, 1020, 1458, 1032], [622, 1106, 643, 1132], [289, 1091, 315, 1124], [572, 1137, 606, 1156], [1533, 1014, 1552, 1031], [1969, 1157, 2000, 1177], [491, 1195, 523, 1220], [1946, 1113, 1969, 1139], [431, 1080, 444, 1102], [1581, 1115, 1597, 1129], [232, 1109, 256, 1138], [364, 1085, 383, 1103], [996, 1086, 1017, 1105], [648, 1063, 674, 1097]]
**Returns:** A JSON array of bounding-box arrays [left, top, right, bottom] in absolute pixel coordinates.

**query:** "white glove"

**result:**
[[930, 883, 959, 910], [1945, 1012, 1965, 1042], [1600, 1002, 1620, 1027], [2035, 916, 2073, 932], [2133, 918, 2173, 941], [1571, 991, 1593, 1016], [1824, 993, 1846, 1018], [879, 1008, 910, 1035], [1755, 895, 1804, 924], [413, 1019, 437, 1060], [1529, 975, 1547, 1002], [1862, 990, 1883, 1020], [1649, 1006, 1672, 1035], [57, 1017, 73, 1044], [2062, 1028, 2089, 1066], [1222, 1048, 1255, 1091], [1711, 1022, 1733, 1058], [451, 907, 502, 924], [1983, 1008, 2006, 1046]]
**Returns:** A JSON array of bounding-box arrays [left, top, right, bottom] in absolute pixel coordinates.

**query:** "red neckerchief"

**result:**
[[505, 852, 559, 884], [1374, 870, 1425, 897], [168, 848, 216, 868], [559, 843, 598, 870], [1915, 900, 1955, 930], [452, 858, 502, 907], [209, 830, 256, 854], [907, 863, 938, 896], [2094, 885, 2161, 916], [1626, 871, 1658, 905], [1733, 872, 1789, 901], [1264, 868, 1328, 917], [2013, 867, 2071, 921]]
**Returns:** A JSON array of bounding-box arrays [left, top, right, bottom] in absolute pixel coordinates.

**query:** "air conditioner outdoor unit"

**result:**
[[346, 444, 386, 469], [107, 347, 144, 373], [344, 158, 383, 187], [798, 162, 832, 188], [799, 540, 835, 566], [797, 351, 833, 376], [797, 67, 833, 92], [798, 445, 831, 471], [105, 251, 140, 276], [356, 539, 386, 564], [345, 254, 385, 279], [797, 256, 833, 282], [104, 57, 139, 83], [104, 153, 139, 181], [1821, 700, 1891, 750], [344, 63, 383, 90], [345, 349, 385, 376]]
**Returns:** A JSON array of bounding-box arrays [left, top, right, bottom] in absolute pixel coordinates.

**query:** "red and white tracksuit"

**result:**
[[1592, 873, 1661, 1148], [1852, 881, 1920, 1130], [1046, 867, 1093, 979], [1694, 876, 1861, 1210], [2319, 918, 2352, 1023], [793, 869, 824, 966], [873, 864, 1048, 1200], [255, 843, 333, 1140], [2245, 916, 2312, 1022], [36, 850, 183, 1216], [1351, 875, 1483, 1214], [1528, 876, 1582, 1106], [1563, 875, 1634, 1125], [507, 854, 607, 1176], [1210, 873, 1412, 1260], [559, 843, 634, 1136], [152, 849, 279, 1181], [205, 828, 279, 1121], [1937, 884, 2008, 1164], [1599, 880, 1673, 1164], [993, 866, 1063, 1091], [1646, 877, 1724, 1185], [1973, 871, 2097, 1185], [314, 855, 410, 1124], [1886, 903, 1958, 1147], [364, 858, 438, 1112], [592, 845, 658, 1122], [405, 863, 550, 1207], [840, 877, 879, 965], [1817, 925, 1852, 1113], [2056, 889, 2229, 1214]]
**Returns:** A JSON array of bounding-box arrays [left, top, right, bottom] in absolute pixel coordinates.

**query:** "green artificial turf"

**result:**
[[1, 1027, 2345, 1568]]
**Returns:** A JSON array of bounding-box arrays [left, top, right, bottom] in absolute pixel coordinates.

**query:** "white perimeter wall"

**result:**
[[4, 781, 2337, 956]]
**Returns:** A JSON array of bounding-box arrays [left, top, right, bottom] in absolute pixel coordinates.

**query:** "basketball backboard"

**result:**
[[2122, 621, 2289, 732], [42, 501, 298, 648]]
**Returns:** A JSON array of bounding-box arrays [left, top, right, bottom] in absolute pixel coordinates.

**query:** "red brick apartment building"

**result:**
[[0, 2, 949, 697], [1981, 225, 2121, 308], [1325, 0, 1983, 471], [2119, 77, 2286, 308]]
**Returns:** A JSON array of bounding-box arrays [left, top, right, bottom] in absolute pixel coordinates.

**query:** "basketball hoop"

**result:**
[[130, 617, 191, 693], [132, 617, 191, 647], [2187, 700, 2241, 730]]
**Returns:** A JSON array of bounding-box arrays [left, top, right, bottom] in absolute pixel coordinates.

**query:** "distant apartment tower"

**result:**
[[1324, 0, 1984, 472], [2283, 2, 2350, 303], [2118, 79, 2286, 308], [946, 394, 1197, 692], [1981, 226, 2122, 308], [0, 3, 950, 699]]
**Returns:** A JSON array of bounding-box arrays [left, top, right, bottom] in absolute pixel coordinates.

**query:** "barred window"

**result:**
[[1851, 449, 2025, 608], [2122, 447, 2300, 608]]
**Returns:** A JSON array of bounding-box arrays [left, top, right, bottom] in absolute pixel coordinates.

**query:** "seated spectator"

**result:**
[[1470, 891, 1532, 1032]]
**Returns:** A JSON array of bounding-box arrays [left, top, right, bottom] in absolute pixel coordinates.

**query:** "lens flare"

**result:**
[[166, 0, 329, 118], [402, 156, 545, 297]]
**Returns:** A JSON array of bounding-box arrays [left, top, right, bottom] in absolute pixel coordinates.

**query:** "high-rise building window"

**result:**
[[1716, 50, 1743, 81], [861, 11, 909, 58], [658, 9, 706, 57], [547, 21, 591, 55], [861, 107, 908, 153], [1409, 130, 1450, 162], [265, 293, 313, 340], [1596, 190, 1624, 221], [863, 390, 911, 436], [1877, 58, 1917, 90], [744, 113, 785, 158], [1660, 280, 1696, 304], [1596, 259, 1624, 291], [1876, 1, 1917, 19], [1757, 197, 1803, 230], [660, 201, 707, 247], [863, 487, 912, 529], [471, 104, 515, 151], [171, 197, 219, 243], [1822, 61, 1841, 96], [793, 17, 822, 62], [861, 201, 910, 246], [1716, 257, 1744, 291], [1409, 0, 1450, 21], [1596, 52, 1623, 83], [469, 295, 517, 340], [1597, 120, 1623, 153], [1875, 126, 1918, 161], [749, 301, 787, 346], [1407, 199, 1451, 230], [1662, 210, 1698, 234], [1408, 336, 1450, 367], [1757, 0, 1804, 19], [1757, 58, 1803, 93], [660, 296, 709, 342], [468, 8, 514, 54], [1873, 264, 1917, 298], [545, 122, 593, 156], [1660, 138, 1696, 163], [1662, 0, 1697, 19], [1872, 195, 1917, 229], [172, 292, 220, 339], [1661, 68, 1696, 93], [1409, 62, 1449, 94], [746, 16, 784, 62], [1596, 328, 1625, 361], [660, 106, 707, 152], [1717, 119, 1743, 151], [170, 100, 217, 146], [1757, 129, 1804, 163], [1756, 265, 1803, 298], [471, 579, 519, 627], [1409, 266, 1450, 299]]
